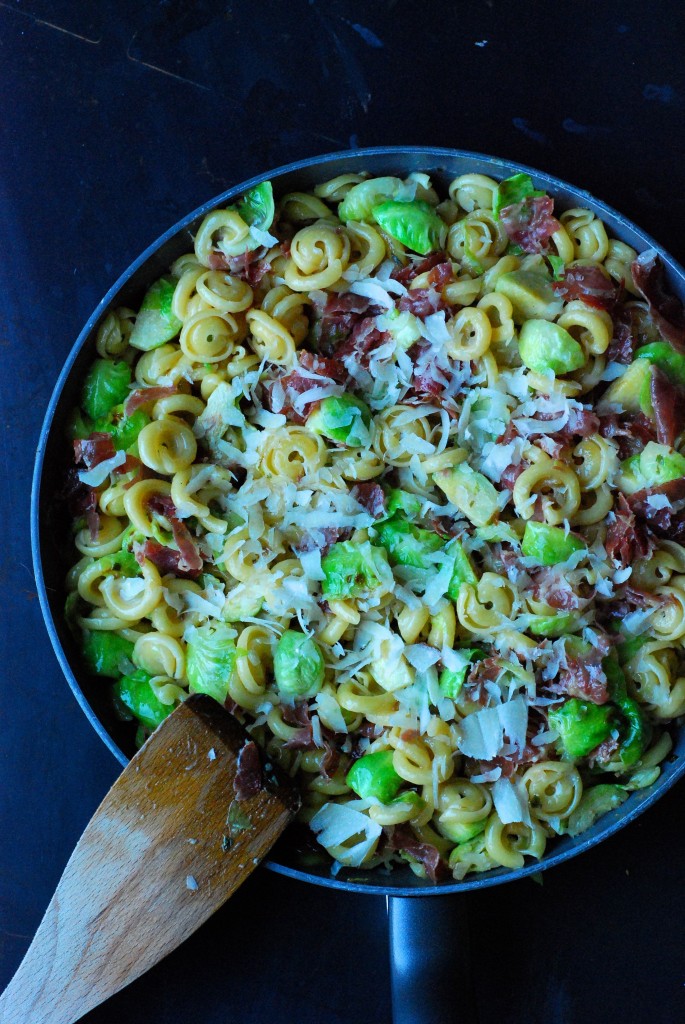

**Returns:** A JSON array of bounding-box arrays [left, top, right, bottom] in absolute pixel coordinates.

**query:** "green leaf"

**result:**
[[493, 172, 545, 219], [346, 750, 403, 803], [81, 359, 132, 421], [186, 623, 237, 703], [237, 181, 275, 231], [82, 631, 135, 678], [372, 199, 446, 255], [274, 630, 325, 700], [114, 669, 173, 729]]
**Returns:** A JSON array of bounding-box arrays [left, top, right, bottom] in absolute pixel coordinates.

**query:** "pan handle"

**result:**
[[388, 895, 478, 1024]]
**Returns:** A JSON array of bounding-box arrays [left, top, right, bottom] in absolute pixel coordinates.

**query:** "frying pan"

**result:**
[[31, 147, 685, 1024]]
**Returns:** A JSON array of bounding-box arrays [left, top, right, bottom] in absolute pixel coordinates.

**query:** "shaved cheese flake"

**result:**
[[310, 802, 382, 867], [497, 696, 528, 752], [646, 494, 670, 510], [492, 777, 532, 825], [470, 767, 502, 784], [116, 577, 146, 601], [349, 278, 396, 309], [314, 691, 348, 734], [404, 644, 441, 672], [458, 706, 503, 760], [77, 449, 127, 486]]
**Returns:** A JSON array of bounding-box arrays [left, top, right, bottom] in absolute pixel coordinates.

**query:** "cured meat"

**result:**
[[547, 654, 609, 705], [529, 567, 584, 610], [650, 365, 685, 447], [145, 493, 203, 574], [608, 304, 638, 364], [319, 291, 371, 350], [627, 478, 685, 541], [384, 824, 449, 882], [598, 412, 656, 459], [124, 385, 178, 417], [605, 494, 654, 568], [500, 196, 560, 253], [336, 316, 390, 367], [234, 740, 263, 800], [350, 482, 386, 519], [398, 287, 445, 318], [294, 527, 343, 556], [632, 250, 685, 353], [73, 432, 116, 469], [392, 251, 449, 285], [553, 265, 618, 311], [134, 539, 202, 579]]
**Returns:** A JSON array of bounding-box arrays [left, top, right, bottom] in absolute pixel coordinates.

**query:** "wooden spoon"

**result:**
[[0, 694, 299, 1024]]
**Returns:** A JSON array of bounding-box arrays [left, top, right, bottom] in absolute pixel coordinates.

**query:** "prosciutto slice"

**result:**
[[650, 365, 685, 447], [605, 494, 654, 568], [553, 265, 618, 311], [384, 824, 449, 882], [632, 250, 685, 353], [124, 385, 178, 417], [500, 196, 560, 253]]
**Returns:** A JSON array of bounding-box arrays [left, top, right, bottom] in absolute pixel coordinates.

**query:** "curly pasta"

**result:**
[[65, 167, 684, 884]]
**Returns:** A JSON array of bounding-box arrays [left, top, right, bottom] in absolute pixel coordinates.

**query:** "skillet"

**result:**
[[31, 146, 685, 1024]]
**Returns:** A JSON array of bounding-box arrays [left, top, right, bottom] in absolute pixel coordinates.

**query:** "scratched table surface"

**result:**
[[2, 1, 685, 1021]]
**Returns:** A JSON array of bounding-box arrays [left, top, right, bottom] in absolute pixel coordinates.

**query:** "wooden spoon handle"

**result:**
[[0, 696, 297, 1024]]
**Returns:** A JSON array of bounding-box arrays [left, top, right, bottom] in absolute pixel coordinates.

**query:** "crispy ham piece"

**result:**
[[632, 250, 685, 353]]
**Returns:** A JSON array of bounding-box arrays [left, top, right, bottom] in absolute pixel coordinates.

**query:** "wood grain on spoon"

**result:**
[[0, 695, 299, 1024]]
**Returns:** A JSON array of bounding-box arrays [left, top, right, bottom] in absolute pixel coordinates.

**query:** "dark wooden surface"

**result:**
[[2, 2, 684, 1021]]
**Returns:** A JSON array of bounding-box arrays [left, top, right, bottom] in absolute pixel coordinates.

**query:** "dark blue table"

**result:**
[[2, 2, 684, 1021]]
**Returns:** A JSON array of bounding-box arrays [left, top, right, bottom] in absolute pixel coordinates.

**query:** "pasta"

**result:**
[[65, 168, 685, 883]]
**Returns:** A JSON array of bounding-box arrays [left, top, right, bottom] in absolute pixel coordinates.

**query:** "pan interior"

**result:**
[[32, 147, 685, 895]]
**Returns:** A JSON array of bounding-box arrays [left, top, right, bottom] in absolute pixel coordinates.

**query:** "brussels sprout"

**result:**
[[475, 522, 521, 545], [603, 656, 648, 768], [114, 668, 173, 730], [438, 647, 485, 699], [521, 521, 586, 566], [446, 538, 478, 600], [616, 633, 649, 664], [81, 359, 132, 421], [548, 698, 615, 759], [67, 407, 93, 441], [222, 581, 264, 622], [518, 319, 585, 375], [385, 488, 422, 520], [567, 784, 628, 837], [437, 815, 487, 845], [597, 357, 653, 416], [434, 463, 499, 527], [492, 172, 545, 219], [372, 200, 446, 255], [547, 254, 566, 280], [528, 614, 579, 638], [346, 749, 403, 803], [494, 269, 563, 323], [186, 623, 237, 703], [93, 406, 151, 452], [617, 441, 685, 494], [337, 176, 404, 223], [376, 309, 423, 350], [129, 276, 182, 351], [94, 548, 140, 579], [82, 631, 135, 678], [307, 394, 371, 447], [237, 180, 275, 233], [274, 630, 325, 700], [635, 340, 685, 390], [321, 541, 390, 599], [638, 441, 685, 485], [375, 517, 443, 569]]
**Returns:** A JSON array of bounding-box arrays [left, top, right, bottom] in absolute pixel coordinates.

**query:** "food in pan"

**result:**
[[64, 167, 685, 881]]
